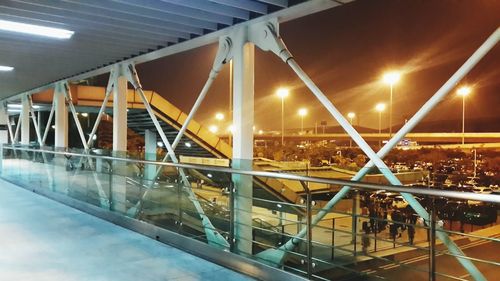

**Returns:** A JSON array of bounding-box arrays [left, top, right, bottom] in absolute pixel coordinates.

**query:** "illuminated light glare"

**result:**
[[92, 134, 97, 141], [457, 86, 471, 97], [375, 103, 386, 112], [207, 173, 213, 178], [382, 71, 401, 85], [157, 141, 164, 148], [215, 112, 224, 120], [8, 104, 40, 109], [51, 125, 55, 129], [209, 125, 218, 134], [0, 19, 74, 39], [258, 130, 263, 135], [276, 87, 289, 98], [185, 142, 191, 148], [0, 65, 14, 71], [298, 108, 308, 116], [347, 112, 355, 119], [81, 112, 89, 117]]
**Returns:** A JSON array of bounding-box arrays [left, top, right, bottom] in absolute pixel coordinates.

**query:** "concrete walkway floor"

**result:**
[[0, 179, 254, 281]]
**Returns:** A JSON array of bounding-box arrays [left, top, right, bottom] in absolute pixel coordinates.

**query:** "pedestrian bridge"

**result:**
[[0, 0, 498, 280]]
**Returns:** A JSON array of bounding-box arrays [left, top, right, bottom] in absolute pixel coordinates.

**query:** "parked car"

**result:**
[[463, 205, 497, 225], [440, 200, 467, 221], [472, 186, 493, 194]]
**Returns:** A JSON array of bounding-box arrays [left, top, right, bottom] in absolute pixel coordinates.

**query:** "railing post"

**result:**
[[306, 185, 313, 280], [429, 199, 436, 281], [331, 217, 335, 260], [229, 181, 235, 253]]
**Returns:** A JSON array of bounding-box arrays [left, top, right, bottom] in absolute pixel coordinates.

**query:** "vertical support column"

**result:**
[[144, 129, 156, 181], [111, 64, 128, 213], [54, 83, 68, 149], [113, 64, 128, 154], [20, 95, 30, 145], [231, 29, 255, 256], [0, 103, 9, 144], [37, 111, 43, 143]]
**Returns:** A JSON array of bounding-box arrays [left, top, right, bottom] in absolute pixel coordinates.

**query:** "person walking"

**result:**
[[408, 225, 415, 245], [362, 228, 371, 254]]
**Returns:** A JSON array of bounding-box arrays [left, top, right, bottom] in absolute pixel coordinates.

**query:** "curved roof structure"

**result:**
[[0, 0, 350, 100]]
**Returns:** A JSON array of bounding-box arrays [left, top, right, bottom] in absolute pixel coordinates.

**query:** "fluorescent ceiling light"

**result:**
[[0, 65, 13, 71], [0, 19, 74, 39], [8, 104, 40, 109]]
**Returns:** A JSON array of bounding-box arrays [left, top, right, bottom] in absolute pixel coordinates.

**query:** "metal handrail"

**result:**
[[3, 145, 500, 204]]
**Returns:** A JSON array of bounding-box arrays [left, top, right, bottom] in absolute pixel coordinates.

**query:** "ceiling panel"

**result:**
[[0, 0, 344, 100]]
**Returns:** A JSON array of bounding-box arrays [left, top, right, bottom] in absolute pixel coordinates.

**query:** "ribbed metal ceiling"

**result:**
[[0, 0, 303, 99]]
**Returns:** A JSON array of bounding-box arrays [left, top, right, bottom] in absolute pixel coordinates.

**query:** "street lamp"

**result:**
[[347, 112, 355, 147], [276, 87, 289, 145], [375, 103, 386, 148], [382, 71, 401, 138], [298, 108, 307, 134], [457, 86, 471, 145]]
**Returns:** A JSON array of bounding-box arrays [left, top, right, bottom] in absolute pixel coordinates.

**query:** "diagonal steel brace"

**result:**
[[62, 82, 111, 209], [252, 21, 498, 281], [125, 63, 230, 249]]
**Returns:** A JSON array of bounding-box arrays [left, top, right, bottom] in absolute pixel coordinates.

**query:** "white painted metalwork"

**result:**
[[41, 99, 55, 146], [13, 113, 21, 144], [87, 70, 116, 149], [251, 21, 498, 281], [1, 103, 14, 144], [61, 82, 110, 209], [125, 63, 230, 249], [20, 96, 29, 145]]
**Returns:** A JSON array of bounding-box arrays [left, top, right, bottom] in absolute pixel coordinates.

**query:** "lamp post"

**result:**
[[375, 103, 386, 148], [298, 108, 307, 134], [277, 88, 289, 146], [457, 86, 471, 145], [382, 71, 401, 138], [347, 112, 355, 147]]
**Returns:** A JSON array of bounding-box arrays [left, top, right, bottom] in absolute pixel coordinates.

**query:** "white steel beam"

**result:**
[[231, 27, 255, 256], [252, 21, 497, 281], [62, 82, 111, 210], [126, 63, 230, 249], [1, 103, 14, 144], [13, 114, 21, 143], [54, 83, 68, 148], [87, 70, 115, 148], [113, 65, 128, 153], [41, 99, 55, 146], [0, 103, 9, 144], [149, 35, 233, 181], [20, 95, 30, 145], [144, 129, 156, 181]]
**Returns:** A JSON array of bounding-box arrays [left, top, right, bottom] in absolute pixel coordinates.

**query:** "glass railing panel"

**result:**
[[1, 146, 498, 281]]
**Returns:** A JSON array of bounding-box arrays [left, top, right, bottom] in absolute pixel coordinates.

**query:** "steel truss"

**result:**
[[125, 63, 230, 249], [249, 22, 498, 281], [53, 81, 110, 209]]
